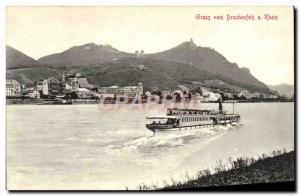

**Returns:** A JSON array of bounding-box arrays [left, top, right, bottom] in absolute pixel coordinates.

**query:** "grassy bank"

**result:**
[[139, 150, 295, 190]]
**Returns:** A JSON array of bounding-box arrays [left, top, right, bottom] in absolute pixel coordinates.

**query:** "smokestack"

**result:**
[[218, 97, 223, 111]]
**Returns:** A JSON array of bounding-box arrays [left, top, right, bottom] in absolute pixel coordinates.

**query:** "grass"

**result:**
[[137, 150, 295, 190]]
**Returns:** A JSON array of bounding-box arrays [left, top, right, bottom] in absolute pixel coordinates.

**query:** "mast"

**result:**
[[218, 97, 223, 112], [232, 89, 235, 114]]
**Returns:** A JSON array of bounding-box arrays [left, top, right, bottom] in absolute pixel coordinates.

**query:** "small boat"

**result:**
[[146, 98, 240, 132]]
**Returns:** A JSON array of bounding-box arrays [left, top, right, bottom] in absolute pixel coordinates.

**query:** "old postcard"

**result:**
[[6, 6, 294, 191]]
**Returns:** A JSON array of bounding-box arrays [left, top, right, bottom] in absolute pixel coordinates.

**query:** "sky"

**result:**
[[6, 6, 294, 85]]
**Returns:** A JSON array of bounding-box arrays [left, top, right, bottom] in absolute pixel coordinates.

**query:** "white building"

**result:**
[[75, 88, 93, 98], [98, 82, 143, 97], [71, 78, 79, 90], [67, 74, 94, 90], [223, 92, 233, 99], [36, 79, 49, 95], [250, 92, 261, 99], [238, 90, 251, 99], [6, 79, 21, 96], [200, 87, 222, 101], [28, 90, 40, 99]]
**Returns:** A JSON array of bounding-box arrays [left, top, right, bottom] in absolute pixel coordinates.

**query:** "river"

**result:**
[[6, 102, 294, 190]]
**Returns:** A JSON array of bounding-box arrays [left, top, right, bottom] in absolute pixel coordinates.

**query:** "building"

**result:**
[[36, 79, 49, 95], [134, 50, 145, 58], [65, 73, 94, 91], [47, 77, 60, 95], [6, 79, 21, 96], [237, 90, 252, 99], [123, 86, 143, 97], [71, 78, 79, 90], [98, 86, 123, 95], [36, 76, 64, 96], [36, 77, 61, 95], [261, 94, 278, 99], [199, 87, 222, 101], [223, 92, 233, 99], [27, 90, 40, 99], [98, 82, 143, 97], [250, 92, 261, 99], [75, 88, 94, 98]]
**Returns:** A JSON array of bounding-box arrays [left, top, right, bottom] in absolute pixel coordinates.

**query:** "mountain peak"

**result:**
[[6, 45, 42, 69], [174, 39, 198, 51], [38, 42, 131, 66], [147, 40, 268, 92]]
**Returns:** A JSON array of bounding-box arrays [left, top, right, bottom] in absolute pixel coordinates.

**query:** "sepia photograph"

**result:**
[[5, 5, 295, 191]]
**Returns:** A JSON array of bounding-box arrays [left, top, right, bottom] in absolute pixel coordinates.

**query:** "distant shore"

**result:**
[[6, 97, 294, 105], [139, 150, 295, 191]]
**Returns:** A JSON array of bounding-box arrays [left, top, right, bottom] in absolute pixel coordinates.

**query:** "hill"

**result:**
[[7, 41, 272, 93], [6, 45, 43, 69], [38, 43, 132, 67], [77, 57, 214, 91], [6, 67, 62, 86], [146, 39, 268, 92], [268, 84, 294, 97]]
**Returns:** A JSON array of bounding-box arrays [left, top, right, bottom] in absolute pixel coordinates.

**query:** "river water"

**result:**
[[6, 102, 294, 190]]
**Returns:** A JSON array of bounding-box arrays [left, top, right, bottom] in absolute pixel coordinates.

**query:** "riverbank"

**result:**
[[140, 150, 295, 191], [6, 97, 294, 105]]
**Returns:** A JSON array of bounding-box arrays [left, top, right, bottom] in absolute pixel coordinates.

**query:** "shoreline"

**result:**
[[6, 97, 294, 105], [139, 150, 295, 191]]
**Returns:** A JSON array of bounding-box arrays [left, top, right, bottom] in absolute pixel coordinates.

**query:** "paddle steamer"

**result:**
[[146, 99, 240, 132]]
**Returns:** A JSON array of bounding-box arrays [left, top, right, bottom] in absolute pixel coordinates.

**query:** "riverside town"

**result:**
[[6, 71, 293, 105]]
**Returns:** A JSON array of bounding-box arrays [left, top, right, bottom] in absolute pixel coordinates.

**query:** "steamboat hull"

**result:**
[[146, 114, 240, 132], [146, 99, 240, 132], [146, 123, 219, 132]]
